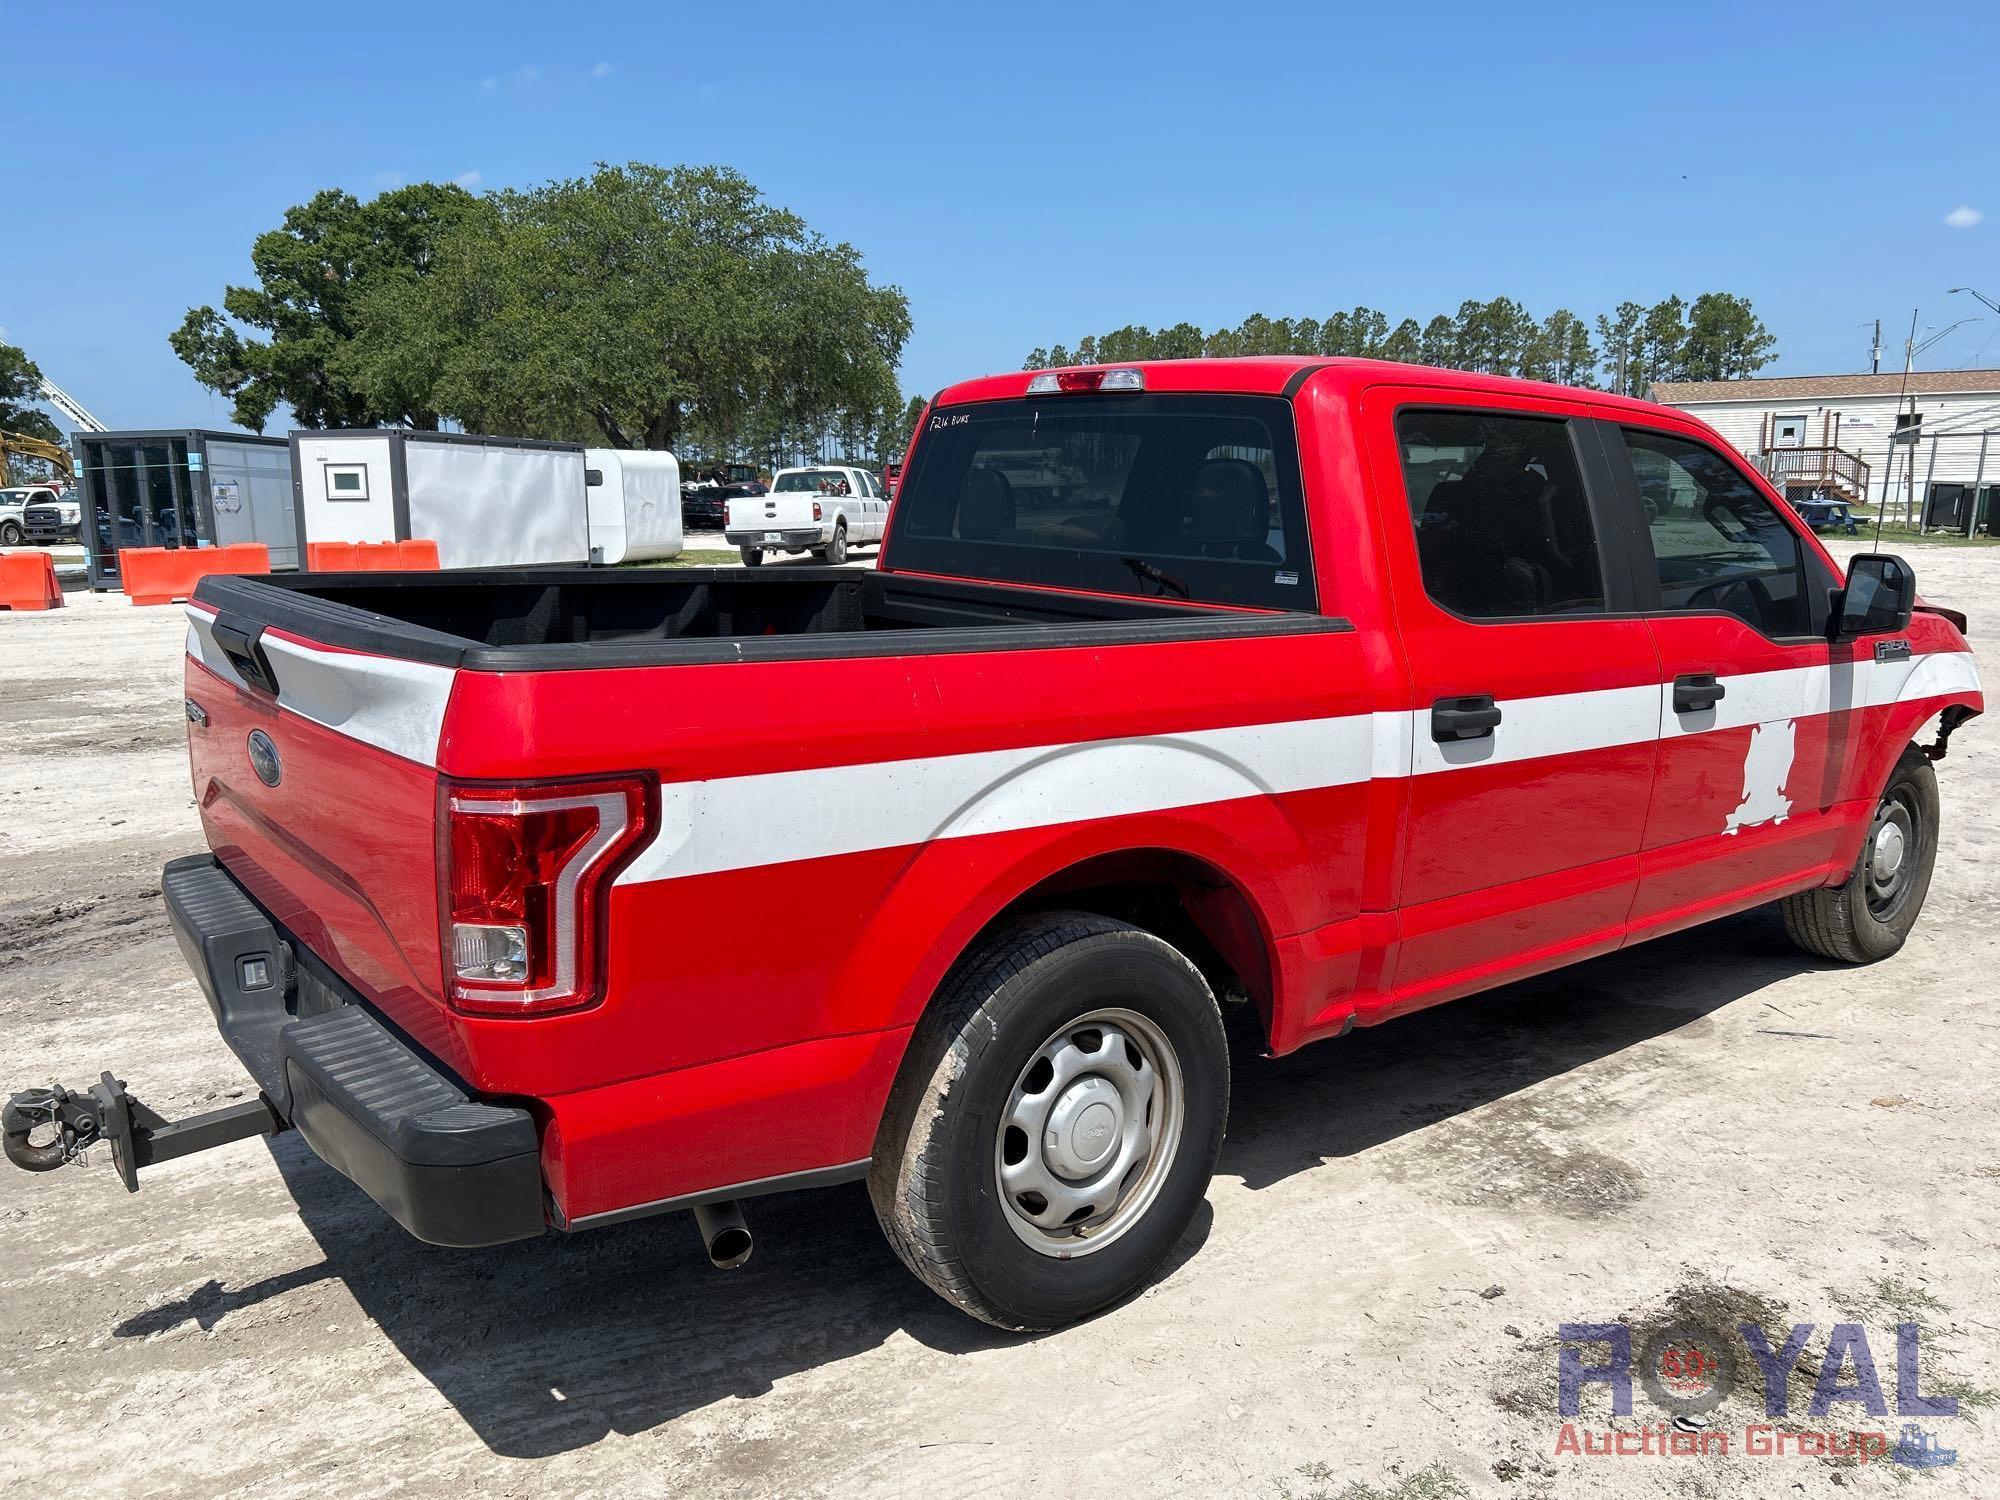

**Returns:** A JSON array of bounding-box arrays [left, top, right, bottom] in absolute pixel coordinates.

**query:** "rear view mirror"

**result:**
[[1832, 552, 1915, 640]]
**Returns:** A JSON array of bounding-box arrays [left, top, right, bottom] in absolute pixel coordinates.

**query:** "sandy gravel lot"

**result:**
[[2, 545, 1997, 1499]]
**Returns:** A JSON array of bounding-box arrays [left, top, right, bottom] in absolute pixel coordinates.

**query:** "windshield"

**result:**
[[883, 393, 1313, 609], [775, 470, 852, 493]]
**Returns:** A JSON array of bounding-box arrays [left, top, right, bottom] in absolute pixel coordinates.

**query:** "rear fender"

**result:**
[[822, 739, 1316, 1065]]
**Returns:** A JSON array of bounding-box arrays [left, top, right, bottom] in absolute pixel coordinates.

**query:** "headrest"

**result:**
[[957, 467, 1015, 539], [1188, 459, 1268, 542]]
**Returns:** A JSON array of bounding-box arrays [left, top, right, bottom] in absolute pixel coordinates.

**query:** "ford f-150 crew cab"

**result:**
[[6, 357, 1982, 1330]]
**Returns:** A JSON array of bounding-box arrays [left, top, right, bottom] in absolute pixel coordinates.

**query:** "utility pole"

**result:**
[[1871, 319, 1881, 375]]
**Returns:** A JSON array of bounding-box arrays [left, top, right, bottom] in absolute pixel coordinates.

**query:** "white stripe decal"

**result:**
[[616, 651, 1979, 887], [186, 606, 457, 767], [621, 715, 1383, 886]]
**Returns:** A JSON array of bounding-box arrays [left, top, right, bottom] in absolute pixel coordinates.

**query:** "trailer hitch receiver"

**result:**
[[4, 1074, 285, 1191]]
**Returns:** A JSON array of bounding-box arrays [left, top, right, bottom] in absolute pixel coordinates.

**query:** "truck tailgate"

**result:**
[[727, 492, 819, 532], [183, 604, 463, 1068]]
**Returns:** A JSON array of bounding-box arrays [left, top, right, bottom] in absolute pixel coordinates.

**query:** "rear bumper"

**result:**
[[725, 526, 829, 548], [162, 854, 546, 1247]]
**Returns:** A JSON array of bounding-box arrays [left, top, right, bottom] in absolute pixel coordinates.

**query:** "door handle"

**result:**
[[1430, 695, 1503, 742], [1672, 673, 1726, 714]]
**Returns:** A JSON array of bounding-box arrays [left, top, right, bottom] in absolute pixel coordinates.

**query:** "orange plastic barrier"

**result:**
[[0, 550, 63, 611], [306, 539, 442, 572], [118, 543, 271, 607]]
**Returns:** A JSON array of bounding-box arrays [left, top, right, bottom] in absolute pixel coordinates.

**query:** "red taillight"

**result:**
[[812, 500, 823, 521], [439, 775, 653, 1016], [1025, 368, 1145, 395]]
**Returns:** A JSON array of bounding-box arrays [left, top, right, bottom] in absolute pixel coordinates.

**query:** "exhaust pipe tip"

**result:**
[[693, 1200, 753, 1269]]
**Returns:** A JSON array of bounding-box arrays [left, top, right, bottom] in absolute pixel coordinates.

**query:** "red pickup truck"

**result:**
[[6, 358, 1981, 1331]]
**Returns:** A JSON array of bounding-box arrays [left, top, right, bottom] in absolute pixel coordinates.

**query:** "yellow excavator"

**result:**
[[1, 429, 71, 483]]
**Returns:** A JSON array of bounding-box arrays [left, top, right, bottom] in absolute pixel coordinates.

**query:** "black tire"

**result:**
[[739, 546, 764, 567], [868, 911, 1228, 1331], [1781, 743, 1940, 963], [0, 522, 20, 546], [822, 523, 848, 566]]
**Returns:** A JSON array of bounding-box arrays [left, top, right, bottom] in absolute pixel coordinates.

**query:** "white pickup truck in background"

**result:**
[[723, 465, 888, 566]]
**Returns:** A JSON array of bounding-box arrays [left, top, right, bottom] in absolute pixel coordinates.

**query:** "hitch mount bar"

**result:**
[[3, 1073, 285, 1191]]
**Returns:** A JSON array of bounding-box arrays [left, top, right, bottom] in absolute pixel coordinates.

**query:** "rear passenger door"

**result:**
[[1365, 391, 1661, 1013], [1603, 423, 1849, 938]]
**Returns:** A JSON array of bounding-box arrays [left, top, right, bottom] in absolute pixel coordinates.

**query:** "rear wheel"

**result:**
[[739, 546, 764, 567], [1781, 744, 1940, 962], [821, 523, 848, 566], [868, 912, 1228, 1330]]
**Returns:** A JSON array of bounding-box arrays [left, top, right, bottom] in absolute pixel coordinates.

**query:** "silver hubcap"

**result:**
[[1864, 790, 1920, 918], [994, 1008, 1183, 1258], [1870, 821, 1906, 883]]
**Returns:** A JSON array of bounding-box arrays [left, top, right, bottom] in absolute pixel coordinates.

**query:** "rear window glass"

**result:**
[[884, 394, 1313, 609], [774, 469, 851, 492]]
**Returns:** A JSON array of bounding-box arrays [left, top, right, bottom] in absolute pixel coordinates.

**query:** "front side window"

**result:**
[[1622, 427, 1811, 637], [1396, 408, 1605, 619], [886, 393, 1313, 609]]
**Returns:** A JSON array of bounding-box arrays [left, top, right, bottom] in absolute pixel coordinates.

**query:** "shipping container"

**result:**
[[72, 430, 295, 590]]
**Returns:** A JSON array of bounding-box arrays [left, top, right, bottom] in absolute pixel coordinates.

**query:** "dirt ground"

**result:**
[[3, 545, 1997, 1499]]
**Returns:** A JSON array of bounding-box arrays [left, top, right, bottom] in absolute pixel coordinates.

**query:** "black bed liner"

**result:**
[[194, 566, 1350, 671]]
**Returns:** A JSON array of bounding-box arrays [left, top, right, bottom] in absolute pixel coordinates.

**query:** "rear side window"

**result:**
[[1621, 427, 1810, 638], [1396, 409, 1605, 619], [885, 394, 1312, 609]]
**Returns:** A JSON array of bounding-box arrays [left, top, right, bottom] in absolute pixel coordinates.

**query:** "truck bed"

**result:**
[[193, 567, 1344, 670]]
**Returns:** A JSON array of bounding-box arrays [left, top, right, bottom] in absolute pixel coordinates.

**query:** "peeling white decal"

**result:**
[[1725, 719, 1796, 834]]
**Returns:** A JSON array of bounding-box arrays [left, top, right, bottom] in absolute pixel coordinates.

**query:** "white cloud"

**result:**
[[1944, 205, 1984, 229], [480, 76, 498, 92], [373, 170, 405, 189], [455, 170, 484, 190], [592, 61, 613, 78]]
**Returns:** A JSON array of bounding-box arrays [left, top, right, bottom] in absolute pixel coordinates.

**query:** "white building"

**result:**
[[1652, 369, 2000, 529]]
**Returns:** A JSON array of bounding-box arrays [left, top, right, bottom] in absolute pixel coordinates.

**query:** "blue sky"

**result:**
[[5, 0, 1997, 435]]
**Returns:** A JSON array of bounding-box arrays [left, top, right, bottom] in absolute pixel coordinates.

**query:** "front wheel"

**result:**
[[868, 912, 1228, 1330], [739, 546, 764, 567], [0, 522, 21, 546], [1781, 743, 1940, 962]]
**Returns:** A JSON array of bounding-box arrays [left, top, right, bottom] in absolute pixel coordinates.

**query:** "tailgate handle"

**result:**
[[210, 612, 281, 697]]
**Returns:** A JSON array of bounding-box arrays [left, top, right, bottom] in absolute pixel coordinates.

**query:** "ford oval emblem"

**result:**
[[247, 729, 282, 787]]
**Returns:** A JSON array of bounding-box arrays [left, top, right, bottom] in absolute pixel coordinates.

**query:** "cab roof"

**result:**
[[933, 355, 1677, 419]]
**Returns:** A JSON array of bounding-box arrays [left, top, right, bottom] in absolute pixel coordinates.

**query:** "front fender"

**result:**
[[1828, 643, 1981, 873]]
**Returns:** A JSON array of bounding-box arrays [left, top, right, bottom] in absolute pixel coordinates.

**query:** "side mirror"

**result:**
[[1831, 552, 1915, 640]]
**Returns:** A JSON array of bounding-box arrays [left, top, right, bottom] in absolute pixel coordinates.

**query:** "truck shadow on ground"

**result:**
[[158, 906, 1826, 1458]]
